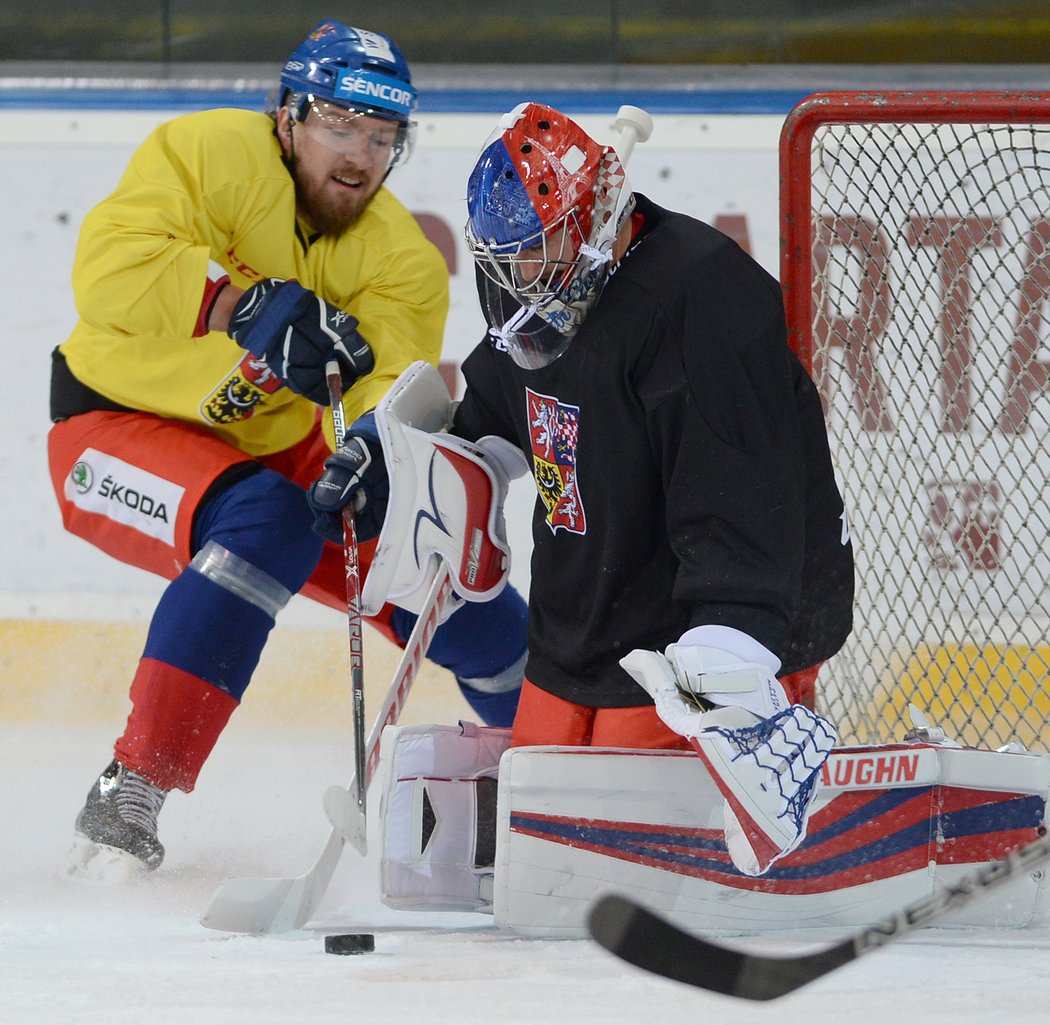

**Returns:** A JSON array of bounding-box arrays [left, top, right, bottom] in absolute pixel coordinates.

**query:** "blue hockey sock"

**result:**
[[390, 583, 528, 727]]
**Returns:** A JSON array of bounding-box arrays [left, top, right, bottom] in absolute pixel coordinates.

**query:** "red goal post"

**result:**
[[780, 91, 1050, 750]]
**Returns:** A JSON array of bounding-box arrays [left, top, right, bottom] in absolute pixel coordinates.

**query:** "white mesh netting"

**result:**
[[792, 104, 1050, 750]]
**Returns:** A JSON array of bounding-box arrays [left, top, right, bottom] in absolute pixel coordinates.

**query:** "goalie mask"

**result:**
[[465, 103, 636, 369]]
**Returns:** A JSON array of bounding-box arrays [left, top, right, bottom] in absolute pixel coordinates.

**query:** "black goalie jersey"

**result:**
[[453, 194, 854, 708]]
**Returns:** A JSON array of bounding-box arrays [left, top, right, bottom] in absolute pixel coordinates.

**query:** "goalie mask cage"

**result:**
[[781, 91, 1050, 751]]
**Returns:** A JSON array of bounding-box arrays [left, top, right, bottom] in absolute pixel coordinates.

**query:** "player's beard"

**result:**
[[292, 161, 380, 238]]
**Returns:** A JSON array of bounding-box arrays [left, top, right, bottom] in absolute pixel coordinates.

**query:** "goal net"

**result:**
[[780, 91, 1050, 750]]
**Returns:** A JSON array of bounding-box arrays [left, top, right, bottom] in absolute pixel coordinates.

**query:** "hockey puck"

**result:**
[[324, 933, 375, 955]]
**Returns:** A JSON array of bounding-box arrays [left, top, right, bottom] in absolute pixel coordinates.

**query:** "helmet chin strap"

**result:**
[[577, 243, 613, 268], [487, 301, 538, 353]]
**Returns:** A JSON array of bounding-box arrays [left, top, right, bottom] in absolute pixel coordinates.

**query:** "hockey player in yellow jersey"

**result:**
[[49, 20, 528, 875], [58, 93, 439, 454]]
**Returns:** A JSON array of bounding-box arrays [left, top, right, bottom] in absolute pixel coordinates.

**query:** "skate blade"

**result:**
[[65, 834, 152, 883]]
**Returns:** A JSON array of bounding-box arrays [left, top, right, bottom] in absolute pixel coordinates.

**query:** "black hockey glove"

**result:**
[[228, 278, 374, 405], [307, 414, 388, 543]]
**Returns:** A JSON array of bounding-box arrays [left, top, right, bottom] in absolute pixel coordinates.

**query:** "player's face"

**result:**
[[283, 103, 398, 237], [511, 223, 579, 297]]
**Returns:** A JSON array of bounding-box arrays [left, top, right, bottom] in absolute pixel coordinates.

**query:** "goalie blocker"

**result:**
[[358, 359, 529, 622], [368, 718, 1050, 937]]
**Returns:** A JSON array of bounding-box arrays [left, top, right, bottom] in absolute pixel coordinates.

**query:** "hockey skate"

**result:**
[[67, 760, 167, 880]]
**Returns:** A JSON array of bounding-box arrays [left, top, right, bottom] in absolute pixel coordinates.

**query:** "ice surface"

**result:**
[[5, 717, 1050, 1025]]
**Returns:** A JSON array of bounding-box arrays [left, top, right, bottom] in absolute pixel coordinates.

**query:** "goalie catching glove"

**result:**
[[620, 625, 837, 877], [228, 278, 374, 405], [307, 413, 387, 543]]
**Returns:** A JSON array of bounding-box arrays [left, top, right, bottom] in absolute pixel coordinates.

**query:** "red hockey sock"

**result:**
[[114, 657, 239, 792]]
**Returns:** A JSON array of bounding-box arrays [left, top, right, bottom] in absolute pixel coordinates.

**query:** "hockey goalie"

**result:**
[[328, 360, 1048, 939], [311, 346, 843, 915], [304, 103, 1049, 937], [314, 100, 851, 867]]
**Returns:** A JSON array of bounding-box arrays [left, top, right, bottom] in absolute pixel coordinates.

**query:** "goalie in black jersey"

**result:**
[[454, 102, 856, 875]]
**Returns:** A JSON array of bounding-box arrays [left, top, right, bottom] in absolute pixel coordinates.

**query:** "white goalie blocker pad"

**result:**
[[378, 722, 512, 913], [360, 361, 528, 621]]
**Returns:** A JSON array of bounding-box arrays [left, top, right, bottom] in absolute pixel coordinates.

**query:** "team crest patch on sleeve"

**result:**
[[200, 354, 283, 425], [526, 387, 586, 535]]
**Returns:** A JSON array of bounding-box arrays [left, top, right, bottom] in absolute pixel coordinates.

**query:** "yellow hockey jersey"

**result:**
[[60, 107, 449, 456]]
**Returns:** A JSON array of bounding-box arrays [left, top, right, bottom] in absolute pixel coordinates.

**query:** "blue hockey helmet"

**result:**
[[280, 21, 417, 126]]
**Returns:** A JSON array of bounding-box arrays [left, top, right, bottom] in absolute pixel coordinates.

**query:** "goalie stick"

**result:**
[[199, 562, 455, 934], [588, 831, 1050, 1001]]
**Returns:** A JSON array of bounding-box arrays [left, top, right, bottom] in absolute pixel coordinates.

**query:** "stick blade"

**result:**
[[323, 784, 368, 854], [587, 894, 829, 1001], [200, 830, 346, 934], [200, 875, 308, 934]]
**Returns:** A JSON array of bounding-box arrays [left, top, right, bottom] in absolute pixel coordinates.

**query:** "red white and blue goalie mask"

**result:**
[[465, 103, 635, 369]]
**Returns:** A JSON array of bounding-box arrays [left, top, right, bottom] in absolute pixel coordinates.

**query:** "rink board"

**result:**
[[493, 743, 1050, 937]]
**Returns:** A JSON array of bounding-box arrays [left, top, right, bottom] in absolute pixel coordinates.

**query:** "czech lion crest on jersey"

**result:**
[[200, 353, 284, 425], [526, 386, 586, 535]]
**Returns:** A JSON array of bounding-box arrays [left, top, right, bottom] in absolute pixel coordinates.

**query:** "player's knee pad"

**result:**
[[140, 468, 324, 710], [147, 467, 324, 701], [188, 541, 293, 620], [146, 542, 292, 701], [192, 466, 324, 595]]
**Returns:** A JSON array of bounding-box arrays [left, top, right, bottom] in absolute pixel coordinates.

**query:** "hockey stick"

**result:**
[[325, 359, 368, 826], [322, 562, 455, 844], [587, 831, 1050, 1000], [199, 561, 454, 934]]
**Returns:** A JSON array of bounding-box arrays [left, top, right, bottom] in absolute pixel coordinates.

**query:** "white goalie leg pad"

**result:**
[[378, 721, 512, 912], [493, 743, 1050, 937], [361, 361, 525, 619]]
